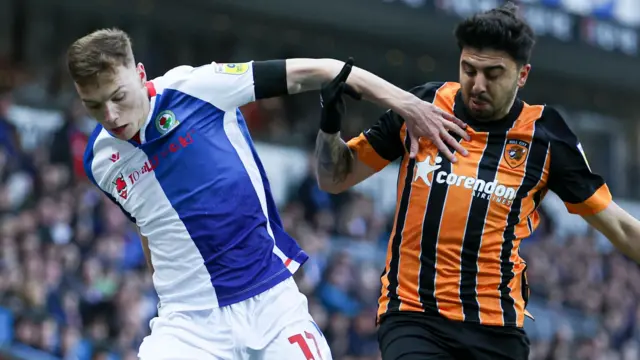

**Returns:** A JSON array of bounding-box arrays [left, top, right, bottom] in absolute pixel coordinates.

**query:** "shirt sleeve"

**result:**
[[346, 109, 405, 172], [544, 107, 612, 216], [162, 60, 287, 112]]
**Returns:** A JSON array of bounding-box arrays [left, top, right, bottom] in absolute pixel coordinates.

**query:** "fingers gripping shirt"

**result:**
[[83, 60, 308, 313], [346, 82, 446, 172]]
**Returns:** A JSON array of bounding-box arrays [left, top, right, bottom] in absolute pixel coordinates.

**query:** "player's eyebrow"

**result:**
[[461, 60, 506, 72], [81, 86, 124, 104]]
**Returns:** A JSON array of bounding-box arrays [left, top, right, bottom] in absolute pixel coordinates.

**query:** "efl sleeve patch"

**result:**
[[214, 63, 250, 75]]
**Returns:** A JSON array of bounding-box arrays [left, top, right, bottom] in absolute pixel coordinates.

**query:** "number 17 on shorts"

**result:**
[[263, 320, 333, 360]]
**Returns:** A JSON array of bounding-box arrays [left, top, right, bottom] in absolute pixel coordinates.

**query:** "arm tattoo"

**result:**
[[315, 132, 354, 184]]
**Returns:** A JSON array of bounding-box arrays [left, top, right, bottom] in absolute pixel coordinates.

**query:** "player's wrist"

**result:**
[[393, 93, 422, 119], [320, 107, 342, 134]]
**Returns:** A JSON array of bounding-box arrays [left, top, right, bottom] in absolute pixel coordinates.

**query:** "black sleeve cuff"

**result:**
[[252, 60, 288, 100]]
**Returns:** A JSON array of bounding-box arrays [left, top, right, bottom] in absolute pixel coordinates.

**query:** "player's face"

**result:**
[[75, 63, 149, 140], [459, 48, 531, 121]]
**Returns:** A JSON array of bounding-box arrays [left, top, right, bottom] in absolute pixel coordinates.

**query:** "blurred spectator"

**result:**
[[0, 89, 21, 161], [294, 153, 334, 225], [49, 99, 94, 181]]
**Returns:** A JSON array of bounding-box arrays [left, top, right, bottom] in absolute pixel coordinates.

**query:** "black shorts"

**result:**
[[377, 311, 530, 360]]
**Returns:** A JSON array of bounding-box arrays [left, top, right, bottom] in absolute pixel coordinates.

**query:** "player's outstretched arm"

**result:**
[[583, 204, 640, 263], [287, 58, 469, 162], [286, 58, 411, 109], [314, 60, 402, 194], [191, 58, 467, 161], [544, 106, 640, 262]]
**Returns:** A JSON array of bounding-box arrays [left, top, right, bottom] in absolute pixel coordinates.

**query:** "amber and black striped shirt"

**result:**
[[347, 82, 612, 328]]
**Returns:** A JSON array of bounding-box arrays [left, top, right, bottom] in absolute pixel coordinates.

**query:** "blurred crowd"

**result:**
[[524, 0, 640, 26], [0, 64, 639, 360]]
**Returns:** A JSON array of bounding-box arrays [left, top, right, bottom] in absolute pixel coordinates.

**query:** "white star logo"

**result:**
[[414, 156, 442, 186]]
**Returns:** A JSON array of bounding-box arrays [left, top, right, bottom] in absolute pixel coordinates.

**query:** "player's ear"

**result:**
[[517, 64, 531, 88], [137, 63, 147, 84]]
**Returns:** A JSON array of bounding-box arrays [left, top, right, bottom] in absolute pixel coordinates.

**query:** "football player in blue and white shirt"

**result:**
[[67, 28, 467, 359]]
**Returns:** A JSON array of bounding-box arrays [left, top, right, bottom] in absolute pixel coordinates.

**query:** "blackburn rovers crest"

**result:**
[[155, 110, 179, 135]]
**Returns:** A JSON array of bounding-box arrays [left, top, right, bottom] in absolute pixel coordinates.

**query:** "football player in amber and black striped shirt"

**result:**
[[314, 2, 640, 360]]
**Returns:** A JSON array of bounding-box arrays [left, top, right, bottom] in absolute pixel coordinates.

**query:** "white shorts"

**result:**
[[138, 277, 332, 360]]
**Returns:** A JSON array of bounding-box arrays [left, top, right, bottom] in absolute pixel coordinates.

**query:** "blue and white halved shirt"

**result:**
[[84, 61, 308, 313]]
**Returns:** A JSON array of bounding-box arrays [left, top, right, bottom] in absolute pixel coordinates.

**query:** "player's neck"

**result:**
[[129, 83, 154, 145], [131, 131, 141, 144], [489, 105, 514, 122], [142, 82, 154, 121], [497, 92, 519, 120], [141, 96, 151, 126], [130, 99, 149, 144]]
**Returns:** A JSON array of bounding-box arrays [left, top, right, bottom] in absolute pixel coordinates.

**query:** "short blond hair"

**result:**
[[67, 28, 135, 85]]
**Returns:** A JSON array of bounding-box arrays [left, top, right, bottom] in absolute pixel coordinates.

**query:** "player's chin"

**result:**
[[111, 126, 136, 140], [470, 109, 493, 120]]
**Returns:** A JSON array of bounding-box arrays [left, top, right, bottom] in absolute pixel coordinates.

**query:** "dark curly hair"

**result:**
[[454, 2, 536, 65]]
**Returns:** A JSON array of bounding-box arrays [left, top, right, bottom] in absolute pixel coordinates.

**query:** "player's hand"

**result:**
[[321, 57, 362, 106], [401, 99, 469, 163], [319, 57, 362, 134]]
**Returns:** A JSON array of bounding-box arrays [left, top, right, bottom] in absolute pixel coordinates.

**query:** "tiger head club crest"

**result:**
[[504, 139, 530, 168], [155, 110, 179, 135]]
